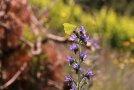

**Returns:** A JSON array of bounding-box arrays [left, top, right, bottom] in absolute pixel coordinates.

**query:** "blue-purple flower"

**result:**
[[85, 70, 93, 78], [70, 44, 79, 53], [80, 35, 86, 41], [82, 77, 87, 83], [67, 56, 74, 64], [65, 75, 72, 83], [73, 63, 80, 70], [70, 34, 77, 41], [84, 36, 90, 42], [71, 84, 77, 90], [80, 26, 86, 35], [93, 43, 100, 49], [80, 35, 89, 43], [73, 63, 80, 73], [79, 53, 87, 59]]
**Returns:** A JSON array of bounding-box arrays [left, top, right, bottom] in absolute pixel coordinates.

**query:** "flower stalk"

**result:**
[[65, 26, 99, 90]]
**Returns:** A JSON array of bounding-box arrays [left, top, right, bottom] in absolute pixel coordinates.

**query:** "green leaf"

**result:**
[[63, 23, 76, 37]]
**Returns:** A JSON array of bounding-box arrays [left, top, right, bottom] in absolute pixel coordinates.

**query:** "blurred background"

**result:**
[[0, 0, 134, 90]]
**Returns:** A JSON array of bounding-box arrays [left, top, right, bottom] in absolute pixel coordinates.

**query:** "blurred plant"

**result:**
[[0, 0, 68, 90], [75, 0, 134, 16], [30, 0, 52, 9], [30, 0, 134, 51], [64, 24, 99, 90], [114, 57, 134, 69]]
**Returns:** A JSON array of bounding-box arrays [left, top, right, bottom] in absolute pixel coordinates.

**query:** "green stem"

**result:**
[[78, 72, 80, 90], [77, 42, 81, 90]]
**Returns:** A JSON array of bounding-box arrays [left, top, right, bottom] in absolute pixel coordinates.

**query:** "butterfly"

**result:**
[[63, 23, 77, 38]]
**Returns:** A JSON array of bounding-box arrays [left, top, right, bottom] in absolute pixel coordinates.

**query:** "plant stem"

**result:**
[[77, 43, 81, 90], [78, 72, 80, 90]]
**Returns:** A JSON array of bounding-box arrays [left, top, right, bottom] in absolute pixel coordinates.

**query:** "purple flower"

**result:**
[[80, 35, 86, 40], [82, 77, 87, 83], [65, 26, 96, 89], [70, 44, 79, 53], [71, 84, 77, 90], [67, 56, 74, 64], [73, 63, 80, 72], [85, 70, 93, 78], [65, 75, 72, 83], [80, 26, 86, 35], [70, 34, 77, 41], [80, 35, 89, 43], [84, 36, 90, 42], [93, 43, 100, 49], [79, 53, 87, 59]]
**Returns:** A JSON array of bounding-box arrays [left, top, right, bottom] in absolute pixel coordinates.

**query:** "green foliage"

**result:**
[[75, 0, 134, 16], [48, 1, 75, 33], [91, 8, 134, 50]]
